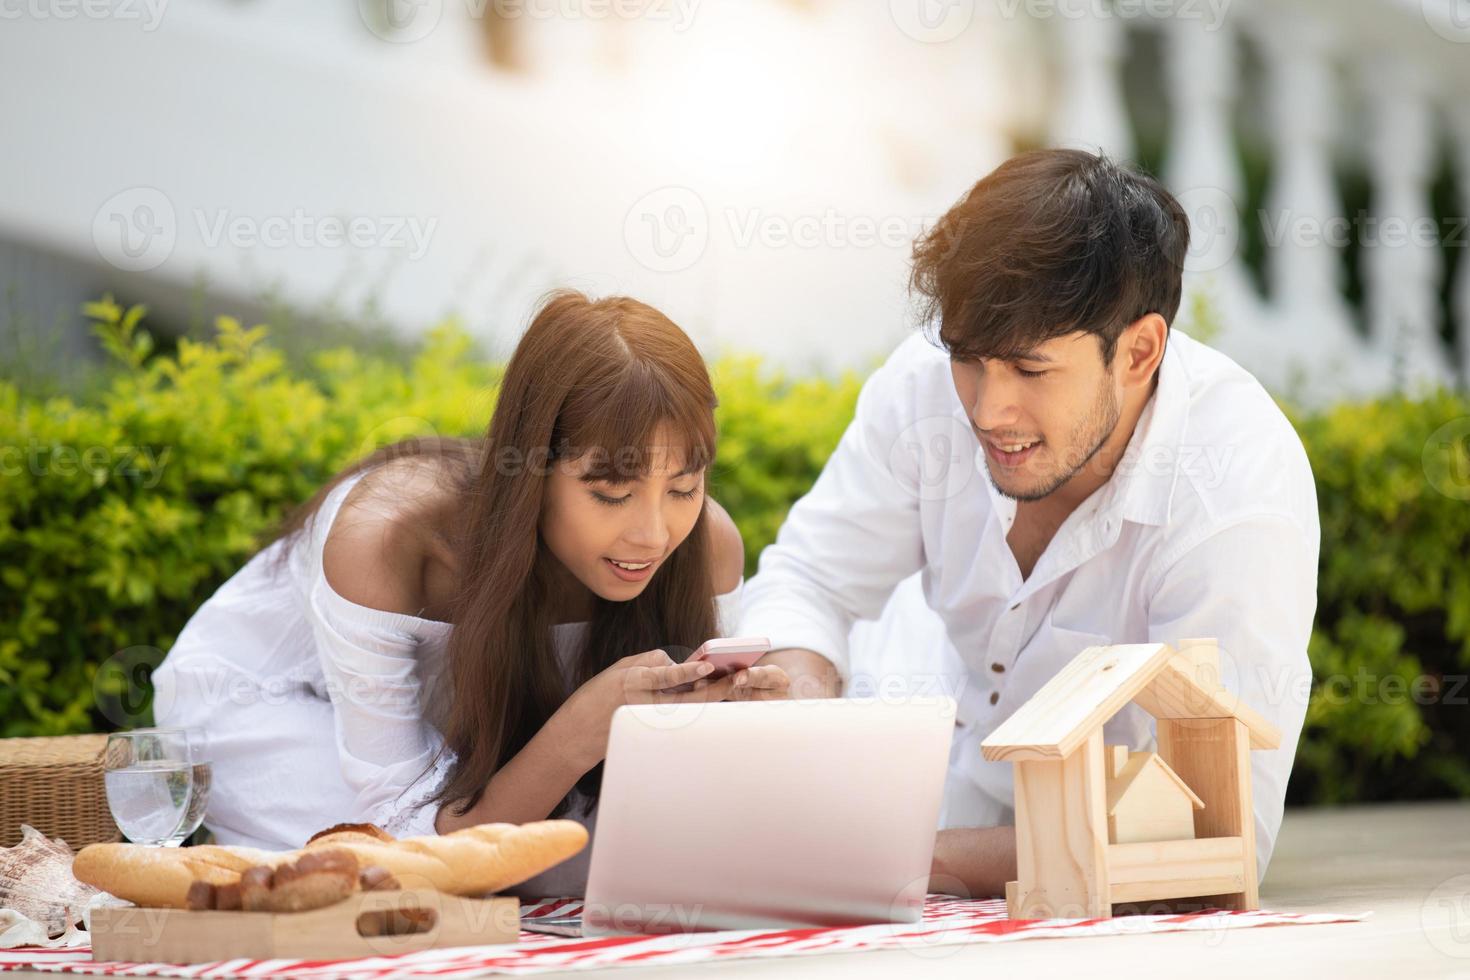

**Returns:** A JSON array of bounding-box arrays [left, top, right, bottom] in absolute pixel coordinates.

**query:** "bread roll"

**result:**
[[236, 865, 275, 911], [305, 822, 395, 846], [257, 849, 359, 912], [297, 840, 455, 893]]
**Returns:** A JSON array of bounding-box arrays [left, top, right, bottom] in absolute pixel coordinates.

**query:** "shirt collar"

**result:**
[[1104, 333, 1191, 528]]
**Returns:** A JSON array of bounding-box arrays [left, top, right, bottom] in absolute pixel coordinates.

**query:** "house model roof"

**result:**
[[980, 642, 1282, 762]]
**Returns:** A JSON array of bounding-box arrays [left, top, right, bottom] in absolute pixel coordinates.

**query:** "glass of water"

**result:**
[[167, 727, 212, 846], [103, 728, 194, 846]]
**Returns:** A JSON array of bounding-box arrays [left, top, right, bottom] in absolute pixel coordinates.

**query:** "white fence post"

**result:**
[[1050, 10, 1134, 159], [1364, 54, 1455, 392]]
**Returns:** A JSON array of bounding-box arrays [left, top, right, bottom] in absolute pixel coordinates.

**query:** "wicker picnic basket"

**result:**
[[0, 734, 122, 848]]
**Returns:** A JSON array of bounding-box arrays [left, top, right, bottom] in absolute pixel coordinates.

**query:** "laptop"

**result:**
[[554, 696, 955, 936]]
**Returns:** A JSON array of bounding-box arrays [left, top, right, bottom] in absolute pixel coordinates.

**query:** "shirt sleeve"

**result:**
[[737, 344, 928, 682], [1145, 513, 1319, 884], [305, 574, 456, 838]]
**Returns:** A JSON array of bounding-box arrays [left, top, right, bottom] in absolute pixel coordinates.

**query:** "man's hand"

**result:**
[[751, 648, 843, 699], [725, 663, 791, 701], [675, 647, 840, 702]]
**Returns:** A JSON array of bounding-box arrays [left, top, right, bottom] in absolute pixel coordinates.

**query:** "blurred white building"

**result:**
[[1, 0, 1467, 400]]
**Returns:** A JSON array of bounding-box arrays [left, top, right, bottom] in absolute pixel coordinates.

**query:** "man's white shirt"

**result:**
[[737, 329, 1320, 882]]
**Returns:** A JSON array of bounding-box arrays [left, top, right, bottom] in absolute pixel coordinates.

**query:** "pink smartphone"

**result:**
[[686, 636, 772, 677]]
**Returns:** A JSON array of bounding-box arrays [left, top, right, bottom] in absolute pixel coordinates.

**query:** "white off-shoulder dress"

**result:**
[[152, 467, 742, 899]]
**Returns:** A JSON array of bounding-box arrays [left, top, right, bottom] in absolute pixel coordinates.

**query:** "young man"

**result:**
[[741, 149, 1320, 898]]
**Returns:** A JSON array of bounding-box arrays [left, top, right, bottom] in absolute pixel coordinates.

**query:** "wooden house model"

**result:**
[[980, 638, 1280, 919], [1105, 746, 1204, 844]]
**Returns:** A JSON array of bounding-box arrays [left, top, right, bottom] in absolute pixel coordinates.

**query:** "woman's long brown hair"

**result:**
[[259, 290, 719, 820]]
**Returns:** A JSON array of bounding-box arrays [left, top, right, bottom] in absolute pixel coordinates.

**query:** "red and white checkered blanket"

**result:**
[[0, 895, 1369, 978]]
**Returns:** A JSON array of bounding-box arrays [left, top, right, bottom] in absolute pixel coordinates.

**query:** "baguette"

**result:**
[[72, 819, 589, 910], [302, 821, 588, 895], [445, 821, 589, 893], [71, 844, 257, 910]]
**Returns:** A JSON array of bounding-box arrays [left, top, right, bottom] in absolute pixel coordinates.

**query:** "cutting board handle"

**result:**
[[90, 887, 522, 963]]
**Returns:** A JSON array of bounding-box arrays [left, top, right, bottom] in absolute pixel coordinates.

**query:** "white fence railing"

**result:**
[[1045, 0, 1469, 402], [1, 1, 1464, 404]]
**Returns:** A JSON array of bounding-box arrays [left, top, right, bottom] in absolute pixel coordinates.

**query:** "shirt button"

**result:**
[[991, 663, 1005, 673], [989, 691, 999, 705]]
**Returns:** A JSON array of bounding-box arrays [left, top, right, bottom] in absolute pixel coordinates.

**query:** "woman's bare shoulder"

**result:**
[[320, 458, 453, 617], [704, 497, 745, 595]]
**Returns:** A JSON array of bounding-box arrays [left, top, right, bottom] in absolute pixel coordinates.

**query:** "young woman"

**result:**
[[151, 290, 790, 898]]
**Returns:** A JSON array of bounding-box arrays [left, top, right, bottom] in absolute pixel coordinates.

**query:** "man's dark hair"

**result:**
[[911, 148, 1190, 366]]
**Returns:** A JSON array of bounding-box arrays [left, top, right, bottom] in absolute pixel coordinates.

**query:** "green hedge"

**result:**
[[1290, 395, 1470, 803], [3, 301, 1468, 807]]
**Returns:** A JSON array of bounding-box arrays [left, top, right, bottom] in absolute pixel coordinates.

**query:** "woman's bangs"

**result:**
[[560, 363, 716, 481]]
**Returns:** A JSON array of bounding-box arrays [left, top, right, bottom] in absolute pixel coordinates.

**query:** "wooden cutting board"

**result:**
[[90, 888, 521, 963]]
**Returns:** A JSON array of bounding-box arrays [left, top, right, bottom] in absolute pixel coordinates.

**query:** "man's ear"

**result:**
[[1116, 313, 1168, 387]]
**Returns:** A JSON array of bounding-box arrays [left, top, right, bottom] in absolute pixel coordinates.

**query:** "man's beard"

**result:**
[[988, 378, 1121, 503]]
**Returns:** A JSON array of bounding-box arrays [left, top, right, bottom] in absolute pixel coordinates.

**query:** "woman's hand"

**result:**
[[556, 649, 736, 770], [725, 664, 792, 701]]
